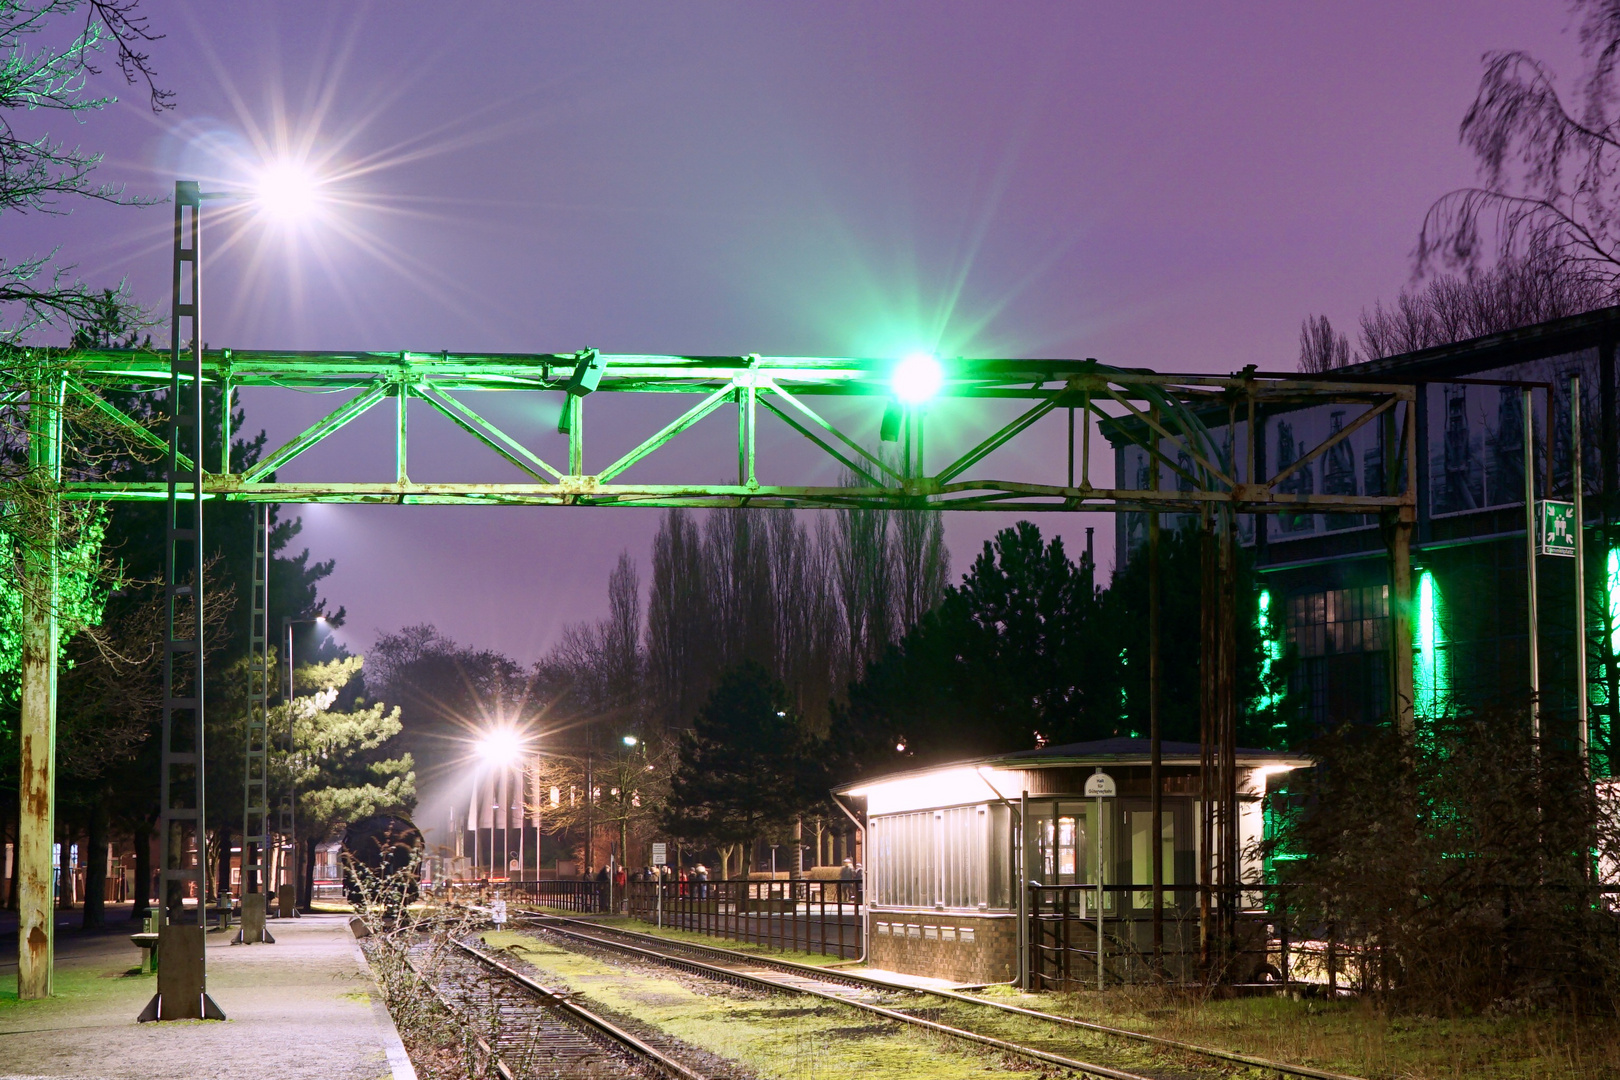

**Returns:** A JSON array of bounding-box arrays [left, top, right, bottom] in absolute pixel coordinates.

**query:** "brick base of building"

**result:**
[[868, 910, 1018, 984]]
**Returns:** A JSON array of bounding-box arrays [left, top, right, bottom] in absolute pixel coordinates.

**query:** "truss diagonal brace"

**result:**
[[67, 375, 195, 473], [756, 392, 884, 487], [937, 396, 1059, 483], [414, 384, 564, 482], [761, 380, 903, 485], [1265, 395, 1395, 493], [597, 383, 735, 483], [241, 382, 391, 483], [1104, 386, 1233, 489]]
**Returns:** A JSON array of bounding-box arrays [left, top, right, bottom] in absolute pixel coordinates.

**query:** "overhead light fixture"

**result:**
[[891, 352, 943, 405]]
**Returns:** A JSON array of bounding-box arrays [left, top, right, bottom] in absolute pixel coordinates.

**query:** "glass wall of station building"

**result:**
[[1110, 317, 1619, 771], [868, 795, 1204, 916], [868, 803, 1014, 911], [1022, 799, 1193, 915]]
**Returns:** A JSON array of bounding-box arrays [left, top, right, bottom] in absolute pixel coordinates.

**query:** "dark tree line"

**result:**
[[831, 520, 1274, 784]]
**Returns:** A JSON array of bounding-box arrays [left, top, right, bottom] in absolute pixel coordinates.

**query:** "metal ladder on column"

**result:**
[[142, 179, 224, 1021], [240, 504, 270, 915]]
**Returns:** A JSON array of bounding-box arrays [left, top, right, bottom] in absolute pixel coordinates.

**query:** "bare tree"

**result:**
[[1297, 314, 1352, 373], [767, 510, 839, 732], [832, 500, 894, 689], [645, 509, 712, 734], [602, 551, 641, 702], [1359, 249, 1612, 359], [703, 509, 774, 673], [1416, 0, 1620, 296], [2, 1, 170, 341], [893, 506, 950, 630]]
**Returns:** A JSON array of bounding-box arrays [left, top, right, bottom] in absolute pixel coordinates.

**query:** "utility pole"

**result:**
[[1574, 376, 1589, 761]]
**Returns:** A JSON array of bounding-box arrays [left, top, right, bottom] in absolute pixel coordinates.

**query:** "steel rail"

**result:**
[[401, 944, 521, 1080], [515, 916, 1201, 1080], [451, 939, 712, 1080], [520, 912, 1368, 1080]]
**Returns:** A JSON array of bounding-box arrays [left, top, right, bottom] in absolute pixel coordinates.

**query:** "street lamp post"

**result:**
[[281, 615, 326, 911]]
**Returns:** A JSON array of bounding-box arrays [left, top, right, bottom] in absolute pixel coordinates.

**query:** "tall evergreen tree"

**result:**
[[834, 522, 1117, 776], [662, 662, 818, 879]]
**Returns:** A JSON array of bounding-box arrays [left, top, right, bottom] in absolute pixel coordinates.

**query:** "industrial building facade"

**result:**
[[1114, 308, 1620, 766]]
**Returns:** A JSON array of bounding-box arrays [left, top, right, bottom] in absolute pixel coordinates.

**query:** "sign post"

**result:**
[[652, 842, 667, 928], [1084, 769, 1116, 991]]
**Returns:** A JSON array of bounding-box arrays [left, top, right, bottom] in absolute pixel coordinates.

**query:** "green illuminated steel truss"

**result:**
[[48, 347, 1417, 514]]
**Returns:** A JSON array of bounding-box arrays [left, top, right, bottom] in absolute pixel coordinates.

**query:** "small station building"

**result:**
[[838, 737, 1309, 985]]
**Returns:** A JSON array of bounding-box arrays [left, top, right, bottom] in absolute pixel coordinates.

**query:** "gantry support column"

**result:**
[[1385, 405, 1416, 739], [17, 370, 63, 1000]]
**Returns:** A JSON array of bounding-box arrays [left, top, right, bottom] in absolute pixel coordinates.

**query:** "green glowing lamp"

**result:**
[[891, 352, 944, 404]]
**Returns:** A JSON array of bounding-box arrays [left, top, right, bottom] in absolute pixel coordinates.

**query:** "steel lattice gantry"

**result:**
[[53, 346, 1416, 515], [12, 342, 1420, 1001]]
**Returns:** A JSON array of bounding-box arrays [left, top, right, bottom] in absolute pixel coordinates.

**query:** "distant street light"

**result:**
[[622, 735, 638, 748], [475, 727, 529, 882]]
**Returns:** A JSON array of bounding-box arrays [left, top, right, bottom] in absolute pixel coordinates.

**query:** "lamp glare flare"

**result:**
[[892, 352, 944, 404], [477, 727, 524, 765], [252, 159, 323, 223]]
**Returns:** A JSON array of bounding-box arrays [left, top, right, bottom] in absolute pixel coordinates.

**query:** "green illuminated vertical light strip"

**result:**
[[1415, 570, 1445, 720], [1608, 549, 1620, 657], [1256, 588, 1283, 720], [1604, 549, 1620, 768]]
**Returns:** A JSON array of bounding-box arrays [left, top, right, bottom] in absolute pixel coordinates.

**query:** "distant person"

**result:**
[[839, 859, 856, 881]]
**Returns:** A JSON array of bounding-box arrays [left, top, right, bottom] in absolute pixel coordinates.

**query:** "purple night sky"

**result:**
[[13, 2, 1586, 664]]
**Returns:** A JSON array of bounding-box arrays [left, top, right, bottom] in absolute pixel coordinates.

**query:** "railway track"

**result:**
[[405, 933, 734, 1080], [509, 910, 1368, 1080]]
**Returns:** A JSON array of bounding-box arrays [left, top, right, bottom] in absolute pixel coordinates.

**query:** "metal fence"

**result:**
[[1027, 883, 1277, 989], [1030, 882, 1620, 992], [625, 878, 863, 959], [501, 879, 610, 913]]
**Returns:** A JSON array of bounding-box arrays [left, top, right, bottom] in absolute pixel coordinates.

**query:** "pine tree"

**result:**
[[662, 662, 817, 879]]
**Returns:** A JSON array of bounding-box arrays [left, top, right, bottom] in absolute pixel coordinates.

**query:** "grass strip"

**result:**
[[484, 929, 1046, 1080]]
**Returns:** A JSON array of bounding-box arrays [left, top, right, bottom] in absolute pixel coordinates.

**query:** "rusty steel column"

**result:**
[[1197, 507, 1215, 976], [1148, 419, 1163, 973], [1385, 403, 1416, 739], [16, 372, 63, 1000], [1220, 514, 1239, 962]]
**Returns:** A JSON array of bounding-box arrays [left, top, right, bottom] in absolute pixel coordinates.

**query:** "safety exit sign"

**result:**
[[1537, 500, 1576, 557]]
